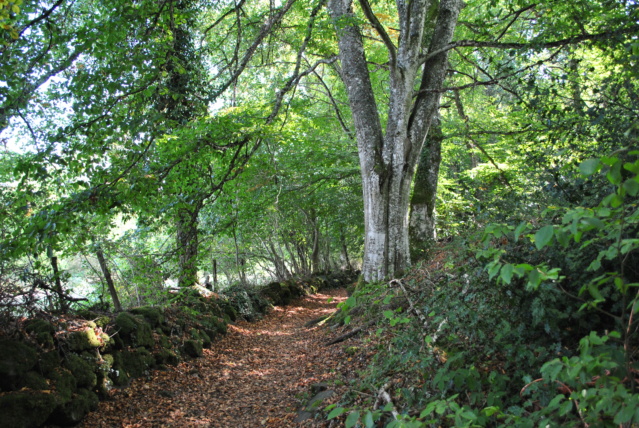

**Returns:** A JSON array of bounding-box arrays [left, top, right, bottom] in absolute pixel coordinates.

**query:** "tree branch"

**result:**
[[356, 0, 397, 67], [422, 24, 639, 62]]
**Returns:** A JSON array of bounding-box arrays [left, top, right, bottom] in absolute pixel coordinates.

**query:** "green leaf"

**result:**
[[606, 160, 623, 185], [579, 158, 600, 176], [363, 411, 375, 428], [614, 404, 635, 424], [587, 282, 605, 302], [534, 225, 554, 250], [623, 178, 639, 196], [327, 407, 346, 420], [559, 400, 573, 416], [482, 406, 500, 417], [527, 268, 541, 290], [345, 411, 360, 428], [345, 296, 357, 308], [500, 264, 514, 284], [514, 222, 528, 242], [487, 260, 501, 280]]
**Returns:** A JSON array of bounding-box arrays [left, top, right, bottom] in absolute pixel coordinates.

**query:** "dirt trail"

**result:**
[[79, 289, 348, 428]]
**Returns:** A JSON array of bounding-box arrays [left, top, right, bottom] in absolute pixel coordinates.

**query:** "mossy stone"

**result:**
[[25, 319, 56, 347], [159, 335, 171, 349], [0, 339, 38, 391], [111, 369, 130, 387], [99, 332, 113, 349], [64, 353, 97, 389], [49, 388, 99, 425], [200, 331, 212, 348], [115, 312, 137, 335], [67, 328, 101, 351], [204, 329, 217, 343], [0, 390, 57, 428], [37, 350, 61, 377], [25, 319, 56, 335], [114, 348, 154, 379], [22, 370, 49, 390], [37, 332, 55, 348], [95, 316, 110, 328], [95, 354, 114, 396], [155, 349, 179, 366], [114, 312, 154, 348], [220, 301, 238, 322], [189, 328, 200, 340], [183, 340, 203, 358], [130, 306, 165, 328], [49, 367, 77, 405]]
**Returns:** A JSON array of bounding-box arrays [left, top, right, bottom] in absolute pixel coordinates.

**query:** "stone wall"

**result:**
[[0, 272, 355, 428]]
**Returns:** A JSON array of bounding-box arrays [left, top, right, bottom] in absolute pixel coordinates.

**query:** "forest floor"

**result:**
[[77, 288, 362, 428]]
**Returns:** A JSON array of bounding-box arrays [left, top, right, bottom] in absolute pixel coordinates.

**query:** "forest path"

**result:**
[[80, 289, 348, 428]]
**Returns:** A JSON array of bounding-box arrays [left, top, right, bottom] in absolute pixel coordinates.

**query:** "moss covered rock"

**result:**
[[130, 306, 165, 328], [64, 353, 97, 389], [155, 349, 179, 366], [21, 370, 49, 390], [0, 339, 38, 391], [49, 388, 99, 425], [66, 328, 102, 351], [49, 367, 77, 405], [113, 347, 154, 380], [219, 300, 238, 322], [37, 350, 61, 377], [95, 354, 114, 396], [183, 340, 203, 358], [0, 390, 57, 428], [114, 312, 155, 348], [25, 319, 56, 348]]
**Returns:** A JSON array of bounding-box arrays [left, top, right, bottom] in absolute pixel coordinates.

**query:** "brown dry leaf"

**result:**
[[77, 289, 365, 428]]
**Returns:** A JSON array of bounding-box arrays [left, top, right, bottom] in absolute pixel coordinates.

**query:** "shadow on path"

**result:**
[[79, 289, 348, 428]]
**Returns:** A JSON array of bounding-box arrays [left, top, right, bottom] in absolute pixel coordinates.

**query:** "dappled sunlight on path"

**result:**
[[79, 289, 348, 427]]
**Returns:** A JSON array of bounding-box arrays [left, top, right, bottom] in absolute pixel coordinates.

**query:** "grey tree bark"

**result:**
[[409, 114, 443, 258], [95, 246, 123, 311], [328, 0, 462, 281]]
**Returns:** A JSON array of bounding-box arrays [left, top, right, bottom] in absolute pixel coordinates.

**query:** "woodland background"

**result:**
[[1, 0, 638, 426]]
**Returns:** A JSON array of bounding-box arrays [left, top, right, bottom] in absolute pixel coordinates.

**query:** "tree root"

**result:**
[[324, 320, 375, 346]]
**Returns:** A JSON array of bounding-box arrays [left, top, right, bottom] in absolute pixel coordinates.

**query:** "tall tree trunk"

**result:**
[[329, 0, 461, 281], [212, 258, 218, 290], [310, 215, 321, 274], [48, 250, 68, 313], [339, 227, 352, 270], [95, 245, 122, 311], [409, 114, 444, 258], [176, 207, 199, 287], [232, 223, 247, 286]]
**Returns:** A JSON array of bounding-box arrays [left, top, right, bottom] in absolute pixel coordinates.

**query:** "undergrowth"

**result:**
[[325, 152, 639, 427]]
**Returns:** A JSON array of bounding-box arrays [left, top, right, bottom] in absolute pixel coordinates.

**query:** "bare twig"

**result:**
[[375, 383, 400, 419]]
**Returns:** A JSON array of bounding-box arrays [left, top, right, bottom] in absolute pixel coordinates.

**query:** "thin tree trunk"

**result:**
[[176, 207, 199, 287], [311, 220, 321, 273], [409, 114, 444, 258], [212, 258, 218, 290], [96, 246, 122, 311], [232, 223, 247, 286], [48, 251, 68, 313], [340, 228, 352, 270]]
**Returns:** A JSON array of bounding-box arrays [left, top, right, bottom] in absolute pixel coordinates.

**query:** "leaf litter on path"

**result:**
[[78, 289, 354, 428]]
